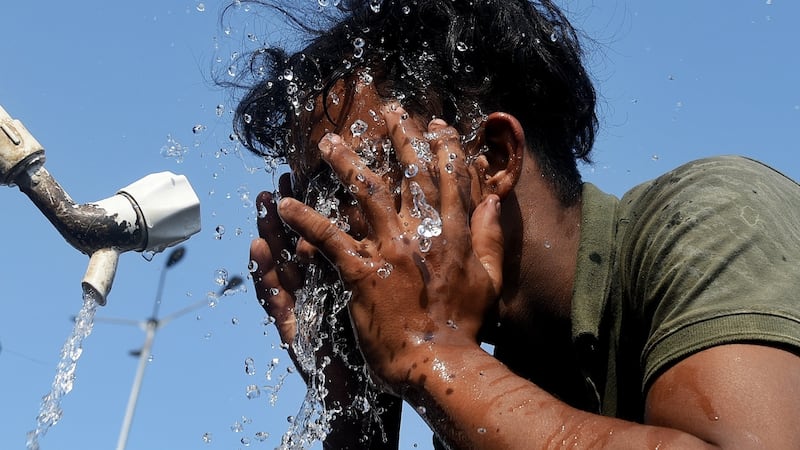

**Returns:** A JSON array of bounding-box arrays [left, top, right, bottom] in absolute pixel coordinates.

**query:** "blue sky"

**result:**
[[0, 1, 797, 449]]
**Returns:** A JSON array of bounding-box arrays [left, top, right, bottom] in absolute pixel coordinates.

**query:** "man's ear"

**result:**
[[472, 112, 526, 199]]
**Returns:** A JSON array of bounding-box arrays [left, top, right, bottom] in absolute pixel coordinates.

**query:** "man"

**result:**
[[239, 0, 800, 448]]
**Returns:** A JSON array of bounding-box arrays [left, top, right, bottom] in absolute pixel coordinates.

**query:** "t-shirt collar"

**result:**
[[570, 183, 619, 344]]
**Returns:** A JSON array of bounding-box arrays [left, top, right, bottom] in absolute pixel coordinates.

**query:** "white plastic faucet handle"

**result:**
[[118, 172, 201, 253]]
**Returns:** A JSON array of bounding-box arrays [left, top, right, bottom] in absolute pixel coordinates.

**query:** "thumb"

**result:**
[[471, 194, 504, 295]]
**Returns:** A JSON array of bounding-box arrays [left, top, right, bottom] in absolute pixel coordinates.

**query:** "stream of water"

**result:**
[[26, 295, 98, 449]]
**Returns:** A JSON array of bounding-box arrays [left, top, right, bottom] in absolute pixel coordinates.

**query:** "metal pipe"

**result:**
[[1, 104, 201, 306], [15, 165, 146, 256]]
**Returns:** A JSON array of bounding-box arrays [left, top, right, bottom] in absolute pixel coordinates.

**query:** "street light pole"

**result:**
[[115, 246, 186, 450], [115, 319, 157, 450]]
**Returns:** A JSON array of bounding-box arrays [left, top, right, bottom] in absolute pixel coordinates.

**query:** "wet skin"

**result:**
[[250, 79, 800, 449]]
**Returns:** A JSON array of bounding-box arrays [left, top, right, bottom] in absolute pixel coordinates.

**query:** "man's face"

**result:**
[[288, 75, 410, 240]]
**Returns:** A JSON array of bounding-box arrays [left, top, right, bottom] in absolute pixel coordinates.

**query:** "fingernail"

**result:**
[[277, 196, 290, 212], [490, 195, 501, 213], [429, 118, 447, 128], [318, 133, 340, 156]]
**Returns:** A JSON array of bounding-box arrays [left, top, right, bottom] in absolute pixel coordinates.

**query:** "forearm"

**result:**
[[399, 345, 717, 450]]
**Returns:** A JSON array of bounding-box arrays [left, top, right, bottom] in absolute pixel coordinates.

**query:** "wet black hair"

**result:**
[[229, 0, 597, 204]]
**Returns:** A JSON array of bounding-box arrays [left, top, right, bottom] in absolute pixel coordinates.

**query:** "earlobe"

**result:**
[[473, 112, 525, 199]]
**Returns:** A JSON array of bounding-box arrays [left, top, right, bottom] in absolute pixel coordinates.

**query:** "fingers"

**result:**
[[383, 104, 440, 212], [317, 133, 402, 238], [256, 191, 302, 293], [250, 237, 297, 346], [253, 189, 303, 347], [470, 195, 504, 296], [277, 196, 366, 279], [427, 119, 471, 227]]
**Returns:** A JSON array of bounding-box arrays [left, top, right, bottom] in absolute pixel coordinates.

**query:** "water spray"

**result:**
[[0, 104, 201, 305]]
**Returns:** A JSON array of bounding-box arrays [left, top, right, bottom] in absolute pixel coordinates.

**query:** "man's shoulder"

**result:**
[[618, 155, 798, 217]]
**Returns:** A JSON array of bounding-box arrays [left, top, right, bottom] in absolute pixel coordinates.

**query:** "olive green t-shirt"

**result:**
[[571, 155, 800, 421]]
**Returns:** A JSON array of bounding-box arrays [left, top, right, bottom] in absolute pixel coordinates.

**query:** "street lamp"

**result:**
[[114, 246, 190, 450]]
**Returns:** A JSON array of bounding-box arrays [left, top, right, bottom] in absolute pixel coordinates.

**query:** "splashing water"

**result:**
[[409, 181, 442, 252], [275, 171, 389, 449], [26, 296, 99, 449]]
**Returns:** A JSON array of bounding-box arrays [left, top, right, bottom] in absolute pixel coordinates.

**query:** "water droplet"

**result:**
[[456, 41, 468, 52], [241, 436, 252, 446], [348, 184, 359, 194], [369, 0, 381, 13], [446, 319, 458, 329], [196, 3, 205, 12], [202, 432, 213, 443], [257, 203, 268, 218], [231, 421, 244, 433], [254, 431, 270, 441], [410, 138, 432, 162], [160, 135, 187, 163], [550, 27, 561, 42], [245, 384, 260, 399], [287, 415, 295, 424], [350, 119, 368, 137], [404, 163, 419, 178], [215, 104, 224, 117], [245, 357, 256, 375], [376, 262, 393, 279], [214, 268, 229, 286], [417, 217, 442, 238], [214, 225, 226, 240], [227, 65, 237, 77], [419, 237, 432, 253], [192, 124, 205, 134], [248, 260, 259, 273], [445, 162, 454, 174], [269, 287, 280, 296], [416, 406, 427, 415], [477, 427, 487, 434], [318, 0, 329, 5], [360, 72, 374, 86], [283, 68, 294, 81], [544, 240, 552, 249], [402, 5, 411, 14], [231, 317, 239, 325], [353, 37, 365, 49]]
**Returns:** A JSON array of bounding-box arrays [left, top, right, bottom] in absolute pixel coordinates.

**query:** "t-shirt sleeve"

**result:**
[[618, 156, 800, 390]]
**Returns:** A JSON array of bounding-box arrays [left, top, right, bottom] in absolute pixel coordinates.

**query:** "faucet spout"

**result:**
[[1, 104, 201, 306]]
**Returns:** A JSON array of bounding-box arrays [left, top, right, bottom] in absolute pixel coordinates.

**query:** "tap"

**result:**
[[1, 104, 201, 305]]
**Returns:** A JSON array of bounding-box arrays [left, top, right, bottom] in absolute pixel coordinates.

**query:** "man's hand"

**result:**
[[250, 175, 401, 449], [275, 106, 504, 390]]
